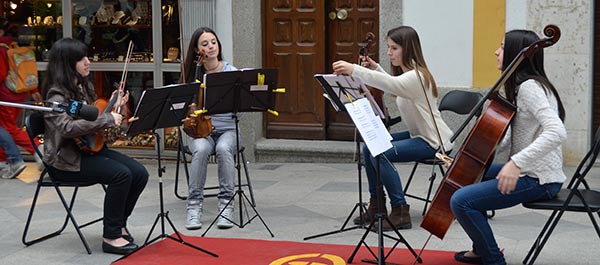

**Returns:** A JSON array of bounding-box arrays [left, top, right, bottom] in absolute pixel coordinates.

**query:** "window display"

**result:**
[[0, 0, 192, 151], [72, 0, 153, 62], [3, 0, 63, 61]]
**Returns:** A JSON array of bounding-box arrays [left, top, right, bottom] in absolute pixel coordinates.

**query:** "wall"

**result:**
[[230, 0, 593, 165], [399, 0, 592, 165], [526, 0, 593, 165]]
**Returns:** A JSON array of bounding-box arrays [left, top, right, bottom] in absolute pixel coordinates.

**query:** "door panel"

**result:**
[[262, 0, 378, 140], [263, 0, 327, 139], [327, 0, 379, 140]]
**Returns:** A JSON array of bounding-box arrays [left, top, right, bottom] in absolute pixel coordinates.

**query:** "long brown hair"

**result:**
[[387, 26, 438, 97], [180, 27, 223, 83]]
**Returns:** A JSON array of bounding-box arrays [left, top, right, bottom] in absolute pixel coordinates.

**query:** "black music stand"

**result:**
[[200, 68, 276, 237], [304, 74, 375, 240], [313, 75, 421, 265], [115, 83, 218, 261]]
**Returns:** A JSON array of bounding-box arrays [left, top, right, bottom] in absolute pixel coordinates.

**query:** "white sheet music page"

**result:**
[[345, 98, 392, 156]]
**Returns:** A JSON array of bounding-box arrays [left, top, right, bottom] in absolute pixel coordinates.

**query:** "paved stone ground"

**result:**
[[0, 160, 598, 265]]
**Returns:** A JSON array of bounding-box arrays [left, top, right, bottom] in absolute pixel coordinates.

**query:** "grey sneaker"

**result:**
[[217, 199, 234, 229], [185, 206, 202, 230], [1, 161, 26, 179]]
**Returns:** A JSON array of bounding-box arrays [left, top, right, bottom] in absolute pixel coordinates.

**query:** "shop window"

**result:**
[[72, 0, 153, 62], [89, 71, 156, 150], [162, 0, 180, 63], [3, 0, 63, 61]]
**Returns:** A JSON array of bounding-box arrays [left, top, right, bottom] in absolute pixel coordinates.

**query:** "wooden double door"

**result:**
[[263, 0, 379, 140]]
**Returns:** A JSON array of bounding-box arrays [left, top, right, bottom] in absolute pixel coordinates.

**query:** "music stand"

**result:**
[[200, 68, 275, 237], [116, 83, 218, 261], [312, 75, 421, 265], [304, 74, 376, 240]]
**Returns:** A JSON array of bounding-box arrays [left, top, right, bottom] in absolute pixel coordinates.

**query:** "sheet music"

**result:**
[[345, 98, 392, 156]]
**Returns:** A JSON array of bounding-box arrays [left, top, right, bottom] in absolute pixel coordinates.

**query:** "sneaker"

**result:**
[[34, 144, 45, 171], [1, 161, 26, 179], [217, 199, 234, 229], [185, 206, 202, 230]]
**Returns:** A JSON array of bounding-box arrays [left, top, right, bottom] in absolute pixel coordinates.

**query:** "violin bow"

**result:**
[[115, 40, 134, 114]]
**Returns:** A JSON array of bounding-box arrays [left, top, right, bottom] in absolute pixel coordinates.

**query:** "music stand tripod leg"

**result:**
[[115, 132, 218, 262], [347, 154, 422, 265], [201, 114, 274, 237], [303, 133, 369, 241], [174, 127, 191, 200]]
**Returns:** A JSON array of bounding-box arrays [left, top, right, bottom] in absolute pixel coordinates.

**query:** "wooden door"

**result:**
[[263, 0, 378, 140], [263, 0, 327, 139], [326, 0, 379, 140]]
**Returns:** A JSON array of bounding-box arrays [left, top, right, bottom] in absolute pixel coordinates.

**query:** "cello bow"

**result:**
[[419, 24, 561, 241]]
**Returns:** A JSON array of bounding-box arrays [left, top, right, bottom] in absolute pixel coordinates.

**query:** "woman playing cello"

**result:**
[[451, 29, 567, 265]]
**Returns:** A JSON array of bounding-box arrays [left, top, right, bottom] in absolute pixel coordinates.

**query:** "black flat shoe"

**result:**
[[454, 251, 483, 264], [102, 241, 139, 255], [122, 234, 134, 243], [123, 228, 134, 242]]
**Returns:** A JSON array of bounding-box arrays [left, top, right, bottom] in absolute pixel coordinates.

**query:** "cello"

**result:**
[[420, 24, 561, 240]]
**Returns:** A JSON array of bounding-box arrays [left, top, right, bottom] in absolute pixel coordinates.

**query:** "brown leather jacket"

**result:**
[[43, 82, 114, 172]]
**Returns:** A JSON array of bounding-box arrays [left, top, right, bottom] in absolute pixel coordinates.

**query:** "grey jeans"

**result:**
[[187, 129, 239, 207]]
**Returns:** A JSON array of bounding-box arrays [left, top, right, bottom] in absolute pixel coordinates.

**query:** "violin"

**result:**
[[359, 32, 391, 124], [182, 50, 214, 138], [75, 41, 133, 153], [420, 25, 562, 240]]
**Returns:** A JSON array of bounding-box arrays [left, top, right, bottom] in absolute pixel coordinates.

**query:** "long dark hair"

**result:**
[[180, 27, 223, 83], [387, 26, 438, 97], [502, 30, 565, 121], [42, 38, 91, 101]]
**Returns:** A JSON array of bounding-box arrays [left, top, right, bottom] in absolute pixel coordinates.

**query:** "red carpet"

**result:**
[[113, 235, 461, 265]]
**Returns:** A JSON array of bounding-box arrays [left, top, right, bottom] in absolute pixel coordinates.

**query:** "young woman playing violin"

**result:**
[[332, 26, 453, 231], [180, 27, 239, 230], [450, 30, 566, 265], [41, 38, 148, 255]]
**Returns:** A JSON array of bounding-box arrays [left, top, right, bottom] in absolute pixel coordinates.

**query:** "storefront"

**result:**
[[2, 0, 191, 152]]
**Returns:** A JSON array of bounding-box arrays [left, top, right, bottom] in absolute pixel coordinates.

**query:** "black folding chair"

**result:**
[[522, 126, 600, 265], [403, 90, 483, 215], [21, 111, 105, 254]]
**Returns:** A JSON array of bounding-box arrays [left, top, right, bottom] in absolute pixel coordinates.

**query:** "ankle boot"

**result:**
[[379, 204, 412, 231], [353, 197, 387, 225]]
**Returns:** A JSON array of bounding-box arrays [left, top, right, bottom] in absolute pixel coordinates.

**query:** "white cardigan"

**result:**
[[498, 79, 567, 184], [351, 64, 453, 151]]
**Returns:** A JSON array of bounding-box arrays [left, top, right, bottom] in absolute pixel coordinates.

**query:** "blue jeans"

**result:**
[[187, 129, 239, 207], [363, 131, 438, 207], [0, 126, 23, 164], [450, 163, 563, 265]]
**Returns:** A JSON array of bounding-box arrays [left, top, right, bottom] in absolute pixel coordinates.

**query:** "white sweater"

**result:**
[[498, 79, 567, 184], [352, 64, 453, 151]]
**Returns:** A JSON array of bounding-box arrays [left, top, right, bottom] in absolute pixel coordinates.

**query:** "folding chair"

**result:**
[[403, 90, 483, 215], [173, 129, 255, 205], [521, 126, 600, 265], [21, 112, 105, 254]]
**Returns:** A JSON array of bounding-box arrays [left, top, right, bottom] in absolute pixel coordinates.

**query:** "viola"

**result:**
[[420, 25, 561, 240], [359, 32, 388, 118], [182, 50, 214, 138]]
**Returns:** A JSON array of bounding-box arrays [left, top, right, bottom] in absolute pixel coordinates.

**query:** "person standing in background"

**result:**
[[0, 17, 43, 171]]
